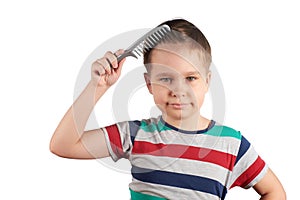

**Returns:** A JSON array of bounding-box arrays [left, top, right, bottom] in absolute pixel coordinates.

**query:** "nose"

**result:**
[[169, 79, 188, 97]]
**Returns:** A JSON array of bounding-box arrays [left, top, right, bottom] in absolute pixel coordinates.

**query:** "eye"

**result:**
[[186, 76, 198, 81], [159, 77, 172, 83]]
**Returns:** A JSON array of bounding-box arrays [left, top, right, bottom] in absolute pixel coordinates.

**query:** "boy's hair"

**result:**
[[143, 18, 212, 72]]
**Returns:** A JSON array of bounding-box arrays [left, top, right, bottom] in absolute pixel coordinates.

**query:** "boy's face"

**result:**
[[145, 45, 210, 124]]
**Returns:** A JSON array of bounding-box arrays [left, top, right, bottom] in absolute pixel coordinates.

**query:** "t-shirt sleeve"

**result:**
[[101, 121, 139, 162], [230, 136, 268, 189]]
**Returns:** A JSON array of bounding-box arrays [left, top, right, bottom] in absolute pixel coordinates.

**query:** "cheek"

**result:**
[[152, 82, 169, 93], [151, 85, 169, 103], [191, 85, 208, 106]]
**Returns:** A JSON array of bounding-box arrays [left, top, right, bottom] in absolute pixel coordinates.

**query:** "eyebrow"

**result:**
[[155, 71, 201, 77], [185, 71, 201, 76], [155, 72, 173, 77]]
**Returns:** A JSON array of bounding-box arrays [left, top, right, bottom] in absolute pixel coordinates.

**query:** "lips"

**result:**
[[167, 102, 190, 109]]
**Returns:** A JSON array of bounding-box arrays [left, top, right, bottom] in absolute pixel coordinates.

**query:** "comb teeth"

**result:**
[[117, 25, 171, 62], [133, 25, 170, 57]]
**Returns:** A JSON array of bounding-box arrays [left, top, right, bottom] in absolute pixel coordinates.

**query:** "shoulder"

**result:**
[[208, 122, 242, 140], [127, 116, 168, 132], [112, 117, 159, 129]]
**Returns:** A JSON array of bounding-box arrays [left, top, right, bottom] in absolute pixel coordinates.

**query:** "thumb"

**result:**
[[115, 57, 126, 75], [113, 49, 125, 74], [114, 49, 125, 66]]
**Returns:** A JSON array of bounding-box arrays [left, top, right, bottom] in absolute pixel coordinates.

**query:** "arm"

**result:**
[[50, 50, 125, 159], [254, 168, 286, 200]]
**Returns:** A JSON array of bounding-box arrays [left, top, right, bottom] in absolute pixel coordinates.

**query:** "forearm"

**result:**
[[72, 81, 108, 135], [50, 81, 109, 156], [50, 50, 124, 157]]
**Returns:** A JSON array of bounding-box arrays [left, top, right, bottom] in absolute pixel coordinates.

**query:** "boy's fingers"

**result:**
[[96, 57, 111, 74], [114, 49, 124, 56], [104, 51, 117, 69], [91, 64, 104, 84]]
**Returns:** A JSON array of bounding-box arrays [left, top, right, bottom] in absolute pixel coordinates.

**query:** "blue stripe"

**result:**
[[129, 121, 141, 145], [235, 136, 250, 165], [132, 166, 227, 199]]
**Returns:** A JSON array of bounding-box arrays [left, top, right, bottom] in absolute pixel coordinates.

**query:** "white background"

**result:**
[[0, 0, 299, 199]]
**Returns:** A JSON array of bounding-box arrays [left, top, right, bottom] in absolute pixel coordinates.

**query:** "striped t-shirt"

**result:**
[[102, 116, 268, 200]]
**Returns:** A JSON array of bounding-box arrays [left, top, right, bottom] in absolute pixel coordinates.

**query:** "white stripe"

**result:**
[[134, 130, 241, 155], [130, 154, 229, 185], [227, 145, 258, 187], [130, 178, 220, 200], [116, 122, 132, 156]]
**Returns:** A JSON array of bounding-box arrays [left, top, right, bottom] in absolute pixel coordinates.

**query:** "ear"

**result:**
[[206, 71, 211, 85], [144, 73, 153, 94], [204, 71, 211, 92]]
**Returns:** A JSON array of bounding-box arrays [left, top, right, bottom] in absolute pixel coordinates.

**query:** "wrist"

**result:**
[[87, 81, 110, 102]]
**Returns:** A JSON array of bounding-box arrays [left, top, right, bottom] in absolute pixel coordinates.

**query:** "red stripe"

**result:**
[[230, 156, 265, 188], [132, 141, 235, 170], [105, 125, 123, 158]]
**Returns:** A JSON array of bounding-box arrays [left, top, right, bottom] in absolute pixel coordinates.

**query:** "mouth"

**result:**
[[167, 102, 190, 109]]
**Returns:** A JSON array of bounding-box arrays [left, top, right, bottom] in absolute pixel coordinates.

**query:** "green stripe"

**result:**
[[130, 189, 166, 200], [140, 120, 172, 132], [139, 120, 241, 140], [205, 125, 242, 139]]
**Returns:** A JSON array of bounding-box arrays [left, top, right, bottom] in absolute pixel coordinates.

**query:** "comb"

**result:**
[[117, 25, 171, 62]]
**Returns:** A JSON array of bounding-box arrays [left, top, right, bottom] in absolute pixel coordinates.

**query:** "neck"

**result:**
[[162, 112, 209, 131]]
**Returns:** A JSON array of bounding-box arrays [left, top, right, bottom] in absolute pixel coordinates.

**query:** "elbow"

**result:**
[[50, 133, 79, 159], [49, 139, 69, 158], [49, 140, 62, 157]]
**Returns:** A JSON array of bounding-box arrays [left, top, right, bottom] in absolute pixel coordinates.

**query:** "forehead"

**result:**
[[149, 44, 206, 76]]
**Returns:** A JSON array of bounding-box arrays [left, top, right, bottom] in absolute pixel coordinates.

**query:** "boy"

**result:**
[[50, 19, 286, 199]]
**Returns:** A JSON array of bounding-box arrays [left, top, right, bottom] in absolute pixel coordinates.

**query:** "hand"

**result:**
[[91, 49, 125, 87]]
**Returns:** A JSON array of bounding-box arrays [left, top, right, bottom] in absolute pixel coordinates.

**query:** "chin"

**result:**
[[165, 111, 197, 122]]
